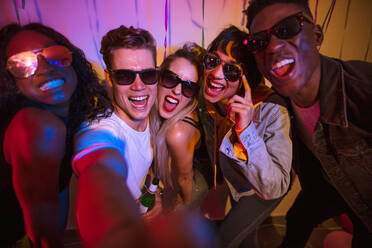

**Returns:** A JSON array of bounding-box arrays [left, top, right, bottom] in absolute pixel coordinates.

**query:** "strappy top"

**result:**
[[182, 116, 200, 130]]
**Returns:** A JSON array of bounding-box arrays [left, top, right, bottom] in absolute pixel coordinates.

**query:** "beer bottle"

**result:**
[[139, 177, 159, 213]]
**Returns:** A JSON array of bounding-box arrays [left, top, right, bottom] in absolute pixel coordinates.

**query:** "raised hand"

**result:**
[[226, 75, 253, 131]]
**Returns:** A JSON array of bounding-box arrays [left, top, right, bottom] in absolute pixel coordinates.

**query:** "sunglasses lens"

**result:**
[[246, 31, 270, 53], [140, 69, 159, 85], [161, 70, 179, 88], [203, 54, 220, 70], [7, 51, 38, 78], [182, 82, 199, 98], [223, 64, 241, 82], [112, 70, 136, 85], [273, 16, 302, 39], [43, 45, 72, 67]]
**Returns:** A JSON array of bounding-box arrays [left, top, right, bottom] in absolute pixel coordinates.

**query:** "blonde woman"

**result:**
[[155, 43, 208, 210]]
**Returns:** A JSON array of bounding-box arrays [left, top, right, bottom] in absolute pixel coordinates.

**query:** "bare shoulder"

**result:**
[[8, 107, 66, 133], [165, 112, 200, 148], [4, 107, 66, 161]]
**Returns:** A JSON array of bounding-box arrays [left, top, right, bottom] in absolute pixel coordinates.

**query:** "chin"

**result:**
[[203, 92, 219, 104]]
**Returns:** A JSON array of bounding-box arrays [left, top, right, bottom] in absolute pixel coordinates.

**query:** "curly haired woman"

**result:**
[[0, 23, 112, 247]]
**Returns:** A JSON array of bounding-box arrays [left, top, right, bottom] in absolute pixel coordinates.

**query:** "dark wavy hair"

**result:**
[[208, 25, 263, 93], [245, 0, 313, 29], [100, 25, 157, 69], [0, 23, 113, 142]]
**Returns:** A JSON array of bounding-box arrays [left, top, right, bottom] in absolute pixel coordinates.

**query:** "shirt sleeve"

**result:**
[[219, 102, 292, 200], [72, 124, 122, 176]]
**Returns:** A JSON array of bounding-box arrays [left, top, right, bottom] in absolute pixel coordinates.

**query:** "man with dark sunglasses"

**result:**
[[71, 25, 161, 246], [245, 0, 372, 247]]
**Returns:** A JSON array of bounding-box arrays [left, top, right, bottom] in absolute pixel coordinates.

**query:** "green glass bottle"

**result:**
[[139, 177, 159, 213]]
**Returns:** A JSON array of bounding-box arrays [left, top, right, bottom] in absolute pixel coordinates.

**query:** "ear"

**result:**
[[313, 24, 324, 50], [104, 69, 113, 88]]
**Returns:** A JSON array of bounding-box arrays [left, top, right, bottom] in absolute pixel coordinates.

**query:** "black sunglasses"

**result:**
[[203, 53, 242, 82], [243, 12, 313, 53], [160, 69, 200, 98], [108, 68, 159, 85]]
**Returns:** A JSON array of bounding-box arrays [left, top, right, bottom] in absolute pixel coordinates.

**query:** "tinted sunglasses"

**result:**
[[243, 12, 313, 53], [203, 53, 242, 82], [160, 69, 199, 98], [108, 69, 159, 85], [6, 45, 72, 79]]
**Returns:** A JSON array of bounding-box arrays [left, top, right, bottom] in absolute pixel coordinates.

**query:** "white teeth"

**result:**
[[129, 96, 148, 101], [210, 82, 224, 89], [39, 79, 64, 91], [272, 59, 294, 71], [165, 96, 178, 104]]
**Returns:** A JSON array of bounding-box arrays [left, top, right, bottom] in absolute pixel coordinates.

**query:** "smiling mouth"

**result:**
[[163, 95, 179, 113], [39, 79, 64, 92], [270, 58, 295, 78], [128, 95, 149, 109], [205, 79, 225, 96]]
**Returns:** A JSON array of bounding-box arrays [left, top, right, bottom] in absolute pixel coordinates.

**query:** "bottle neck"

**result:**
[[148, 184, 158, 194]]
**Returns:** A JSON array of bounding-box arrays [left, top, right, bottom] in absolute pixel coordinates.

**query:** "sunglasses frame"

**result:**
[[203, 53, 242, 82], [160, 69, 200, 98], [244, 12, 313, 53], [6, 45, 72, 79], [108, 68, 159, 86]]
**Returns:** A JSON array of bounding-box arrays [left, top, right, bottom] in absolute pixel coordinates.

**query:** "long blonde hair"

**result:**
[[154, 42, 205, 194]]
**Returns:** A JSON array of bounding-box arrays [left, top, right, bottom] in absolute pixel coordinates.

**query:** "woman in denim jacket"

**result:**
[[198, 26, 292, 247]]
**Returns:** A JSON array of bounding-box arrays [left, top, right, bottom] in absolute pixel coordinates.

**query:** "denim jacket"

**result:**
[[198, 85, 292, 202], [290, 55, 372, 231]]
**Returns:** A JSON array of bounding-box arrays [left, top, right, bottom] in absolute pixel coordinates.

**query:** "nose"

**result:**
[[266, 35, 285, 53], [172, 82, 182, 95], [35, 54, 57, 74], [209, 62, 225, 80], [130, 74, 146, 91]]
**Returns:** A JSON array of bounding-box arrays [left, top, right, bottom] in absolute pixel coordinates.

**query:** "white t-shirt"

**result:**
[[72, 112, 153, 199]]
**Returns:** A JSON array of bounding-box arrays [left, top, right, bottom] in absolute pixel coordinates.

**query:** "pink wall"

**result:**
[[1, 0, 371, 80]]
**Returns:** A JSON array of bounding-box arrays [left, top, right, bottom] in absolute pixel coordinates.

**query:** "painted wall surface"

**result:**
[[1, 0, 371, 80]]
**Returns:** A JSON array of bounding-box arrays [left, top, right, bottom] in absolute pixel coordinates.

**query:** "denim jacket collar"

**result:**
[[318, 55, 348, 128]]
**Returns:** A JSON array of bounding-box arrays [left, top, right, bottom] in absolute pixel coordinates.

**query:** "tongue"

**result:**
[[273, 63, 291, 77], [163, 100, 177, 112]]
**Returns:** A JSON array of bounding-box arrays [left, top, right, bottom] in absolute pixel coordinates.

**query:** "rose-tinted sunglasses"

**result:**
[[6, 45, 72, 79]]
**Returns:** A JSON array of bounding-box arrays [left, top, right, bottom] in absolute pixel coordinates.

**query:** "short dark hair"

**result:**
[[100, 25, 157, 69], [245, 0, 313, 29], [207, 25, 262, 90]]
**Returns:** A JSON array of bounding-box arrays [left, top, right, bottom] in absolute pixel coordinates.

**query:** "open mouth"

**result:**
[[205, 78, 225, 97], [270, 58, 295, 78], [128, 95, 149, 109], [39, 79, 64, 92], [163, 95, 179, 112]]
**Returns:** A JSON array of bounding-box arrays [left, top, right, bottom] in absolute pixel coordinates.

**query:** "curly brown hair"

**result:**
[[0, 23, 113, 141]]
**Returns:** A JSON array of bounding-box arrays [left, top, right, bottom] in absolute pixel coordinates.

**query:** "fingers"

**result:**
[[242, 75, 252, 102], [142, 191, 163, 222]]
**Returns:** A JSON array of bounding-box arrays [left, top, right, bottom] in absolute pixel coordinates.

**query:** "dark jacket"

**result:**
[[290, 55, 372, 231]]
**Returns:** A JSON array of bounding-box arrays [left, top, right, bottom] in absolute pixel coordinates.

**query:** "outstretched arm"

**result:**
[[4, 108, 66, 248], [74, 148, 149, 247]]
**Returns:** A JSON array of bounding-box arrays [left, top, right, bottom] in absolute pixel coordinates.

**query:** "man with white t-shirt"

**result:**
[[72, 25, 160, 247]]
